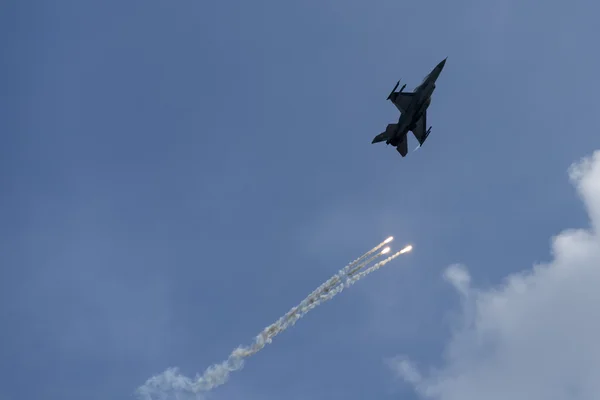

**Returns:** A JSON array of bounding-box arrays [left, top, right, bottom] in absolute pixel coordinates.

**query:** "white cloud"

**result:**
[[443, 264, 471, 297], [386, 355, 422, 386], [390, 150, 600, 400]]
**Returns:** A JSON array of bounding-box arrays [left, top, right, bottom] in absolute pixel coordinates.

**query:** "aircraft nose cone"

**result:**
[[438, 58, 447, 69]]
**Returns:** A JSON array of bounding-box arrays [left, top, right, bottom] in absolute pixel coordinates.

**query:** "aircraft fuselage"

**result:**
[[387, 71, 438, 145]]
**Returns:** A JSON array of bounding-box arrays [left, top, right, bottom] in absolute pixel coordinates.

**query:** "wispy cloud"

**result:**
[[390, 150, 600, 400], [443, 264, 471, 297]]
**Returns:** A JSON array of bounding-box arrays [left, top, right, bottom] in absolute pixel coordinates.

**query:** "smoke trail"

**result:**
[[345, 250, 390, 278], [280, 245, 412, 326], [261, 249, 390, 342], [346, 245, 412, 287], [284, 249, 387, 321], [248, 237, 395, 344], [299, 236, 393, 304], [136, 239, 410, 399]]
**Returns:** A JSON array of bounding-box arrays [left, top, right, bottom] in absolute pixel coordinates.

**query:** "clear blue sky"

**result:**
[[2, 0, 599, 399]]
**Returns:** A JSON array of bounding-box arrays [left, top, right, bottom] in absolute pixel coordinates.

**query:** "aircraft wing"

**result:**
[[411, 112, 427, 145], [390, 92, 414, 113]]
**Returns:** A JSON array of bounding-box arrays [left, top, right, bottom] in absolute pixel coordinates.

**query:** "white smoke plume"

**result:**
[[136, 237, 411, 399]]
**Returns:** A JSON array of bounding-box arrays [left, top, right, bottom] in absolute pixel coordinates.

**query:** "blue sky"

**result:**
[[2, 1, 600, 399]]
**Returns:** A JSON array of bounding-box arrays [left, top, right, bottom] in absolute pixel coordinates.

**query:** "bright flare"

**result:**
[[381, 247, 391, 255], [384, 236, 394, 244], [400, 245, 413, 253]]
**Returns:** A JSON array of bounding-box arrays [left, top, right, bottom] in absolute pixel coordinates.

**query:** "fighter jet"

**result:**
[[372, 58, 447, 157]]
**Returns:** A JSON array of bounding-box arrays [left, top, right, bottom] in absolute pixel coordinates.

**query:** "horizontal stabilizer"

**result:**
[[372, 133, 387, 144], [372, 123, 397, 144], [396, 137, 408, 157]]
